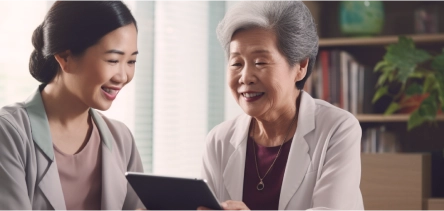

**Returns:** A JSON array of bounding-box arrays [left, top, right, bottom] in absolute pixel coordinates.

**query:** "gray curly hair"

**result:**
[[216, 1, 319, 90]]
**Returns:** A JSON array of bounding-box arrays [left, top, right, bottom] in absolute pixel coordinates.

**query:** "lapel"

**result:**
[[222, 114, 251, 201], [90, 109, 127, 210], [278, 91, 315, 210], [24, 85, 66, 210]]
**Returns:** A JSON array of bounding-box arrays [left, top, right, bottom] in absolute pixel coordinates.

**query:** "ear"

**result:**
[[294, 58, 309, 82], [53, 50, 72, 73]]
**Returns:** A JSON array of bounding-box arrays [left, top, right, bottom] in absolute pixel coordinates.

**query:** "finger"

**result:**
[[221, 200, 250, 210]]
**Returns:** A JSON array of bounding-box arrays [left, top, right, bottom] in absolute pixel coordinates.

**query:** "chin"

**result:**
[[240, 107, 259, 118], [92, 102, 112, 111]]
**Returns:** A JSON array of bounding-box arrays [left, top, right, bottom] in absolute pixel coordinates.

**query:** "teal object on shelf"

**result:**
[[340, 1, 384, 36]]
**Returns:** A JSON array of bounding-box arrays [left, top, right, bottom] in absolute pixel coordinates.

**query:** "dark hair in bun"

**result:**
[[29, 1, 137, 84]]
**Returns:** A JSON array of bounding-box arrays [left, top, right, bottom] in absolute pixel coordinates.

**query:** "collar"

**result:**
[[24, 84, 113, 160]]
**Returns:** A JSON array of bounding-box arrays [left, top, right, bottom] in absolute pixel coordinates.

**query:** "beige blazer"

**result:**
[[0, 86, 144, 210], [202, 91, 364, 210]]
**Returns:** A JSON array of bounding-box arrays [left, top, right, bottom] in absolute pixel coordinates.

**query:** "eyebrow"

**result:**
[[104, 49, 139, 55]]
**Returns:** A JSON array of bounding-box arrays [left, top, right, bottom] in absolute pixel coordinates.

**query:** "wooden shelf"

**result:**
[[361, 153, 431, 210], [319, 33, 444, 47], [427, 198, 444, 210], [356, 114, 444, 122]]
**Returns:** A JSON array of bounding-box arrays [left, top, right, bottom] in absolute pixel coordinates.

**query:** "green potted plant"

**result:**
[[372, 36, 444, 130]]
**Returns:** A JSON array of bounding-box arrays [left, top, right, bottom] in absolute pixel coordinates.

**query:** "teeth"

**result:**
[[243, 92, 262, 98], [102, 87, 117, 94]]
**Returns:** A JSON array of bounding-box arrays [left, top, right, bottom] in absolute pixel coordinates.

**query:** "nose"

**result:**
[[111, 64, 129, 85], [239, 63, 256, 85]]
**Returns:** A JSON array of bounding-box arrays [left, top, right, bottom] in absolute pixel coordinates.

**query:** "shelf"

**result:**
[[356, 114, 444, 122], [319, 33, 444, 47]]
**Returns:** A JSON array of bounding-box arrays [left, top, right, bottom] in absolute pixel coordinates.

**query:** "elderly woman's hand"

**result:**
[[197, 200, 250, 211]]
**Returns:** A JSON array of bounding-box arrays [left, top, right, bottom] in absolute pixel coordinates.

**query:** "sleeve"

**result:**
[[122, 126, 145, 210], [201, 127, 221, 200], [310, 116, 364, 210], [0, 116, 32, 209]]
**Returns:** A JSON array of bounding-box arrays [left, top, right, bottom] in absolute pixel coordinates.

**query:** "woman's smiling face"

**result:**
[[228, 27, 305, 119], [61, 23, 138, 111]]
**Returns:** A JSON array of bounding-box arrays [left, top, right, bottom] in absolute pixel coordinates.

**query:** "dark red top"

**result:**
[[242, 136, 293, 210]]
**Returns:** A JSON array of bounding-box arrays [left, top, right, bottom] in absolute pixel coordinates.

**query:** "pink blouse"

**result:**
[[54, 120, 102, 210]]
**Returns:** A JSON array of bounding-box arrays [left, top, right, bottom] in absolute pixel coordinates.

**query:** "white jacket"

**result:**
[[202, 91, 364, 210]]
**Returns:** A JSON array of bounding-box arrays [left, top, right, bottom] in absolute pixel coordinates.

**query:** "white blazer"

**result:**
[[202, 91, 364, 210]]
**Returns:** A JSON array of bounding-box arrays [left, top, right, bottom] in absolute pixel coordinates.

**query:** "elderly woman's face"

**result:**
[[228, 27, 304, 118]]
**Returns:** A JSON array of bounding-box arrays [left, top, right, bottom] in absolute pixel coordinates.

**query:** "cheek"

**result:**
[[91, 69, 109, 84], [81, 61, 107, 81], [227, 71, 238, 92], [267, 78, 284, 101], [126, 68, 136, 83], [227, 71, 241, 103]]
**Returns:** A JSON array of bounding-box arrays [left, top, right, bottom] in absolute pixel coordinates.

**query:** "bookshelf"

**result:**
[[304, 1, 444, 210], [307, 1, 444, 147], [319, 33, 444, 47], [356, 114, 444, 123], [307, 1, 444, 151]]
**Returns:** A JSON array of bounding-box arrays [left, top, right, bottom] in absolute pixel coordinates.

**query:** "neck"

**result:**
[[252, 93, 301, 147], [41, 81, 90, 128]]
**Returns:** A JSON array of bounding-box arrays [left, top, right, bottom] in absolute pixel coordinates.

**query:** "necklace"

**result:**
[[251, 114, 297, 191]]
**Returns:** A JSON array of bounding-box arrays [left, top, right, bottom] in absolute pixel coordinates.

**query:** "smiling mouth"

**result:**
[[101, 87, 120, 100], [102, 87, 117, 94], [242, 92, 264, 98]]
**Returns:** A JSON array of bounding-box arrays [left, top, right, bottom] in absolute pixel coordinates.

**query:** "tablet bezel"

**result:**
[[125, 172, 222, 210]]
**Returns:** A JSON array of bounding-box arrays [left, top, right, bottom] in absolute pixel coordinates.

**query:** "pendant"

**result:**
[[257, 180, 264, 191]]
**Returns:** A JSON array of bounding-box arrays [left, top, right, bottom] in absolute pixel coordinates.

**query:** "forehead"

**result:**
[[229, 27, 278, 55], [95, 24, 138, 52]]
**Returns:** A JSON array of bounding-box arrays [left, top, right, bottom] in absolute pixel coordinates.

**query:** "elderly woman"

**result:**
[[201, 1, 364, 210]]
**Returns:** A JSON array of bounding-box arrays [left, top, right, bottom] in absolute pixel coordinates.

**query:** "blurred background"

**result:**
[[0, 1, 443, 210], [0, 1, 240, 178]]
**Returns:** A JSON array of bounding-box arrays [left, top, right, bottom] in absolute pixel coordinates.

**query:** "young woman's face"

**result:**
[[227, 27, 305, 119], [64, 23, 138, 111]]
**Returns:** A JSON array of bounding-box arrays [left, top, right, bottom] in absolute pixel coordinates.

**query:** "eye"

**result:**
[[255, 62, 267, 66], [108, 60, 119, 64], [128, 60, 137, 65], [231, 63, 242, 67]]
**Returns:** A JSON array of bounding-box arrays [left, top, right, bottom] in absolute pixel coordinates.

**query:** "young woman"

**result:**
[[0, 2, 144, 209]]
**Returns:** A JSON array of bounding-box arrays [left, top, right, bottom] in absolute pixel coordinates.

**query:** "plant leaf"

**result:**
[[388, 71, 395, 82], [431, 50, 444, 75], [423, 74, 437, 93], [384, 36, 432, 83], [376, 70, 390, 87], [435, 73, 444, 106], [374, 61, 388, 72], [408, 110, 426, 131], [405, 83, 423, 96], [407, 94, 438, 130], [417, 95, 437, 121], [409, 71, 425, 79], [372, 86, 388, 103], [384, 102, 400, 115]]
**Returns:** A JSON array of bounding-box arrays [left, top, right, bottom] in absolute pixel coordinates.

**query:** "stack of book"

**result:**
[[306, 50, 378, 114], [361, 126, 399, 153]]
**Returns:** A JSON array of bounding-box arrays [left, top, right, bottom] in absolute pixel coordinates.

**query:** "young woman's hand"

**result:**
[[198, 200, 250, 210]]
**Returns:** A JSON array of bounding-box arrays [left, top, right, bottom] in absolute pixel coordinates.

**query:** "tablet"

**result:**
[[125, 172, 223, 210]]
